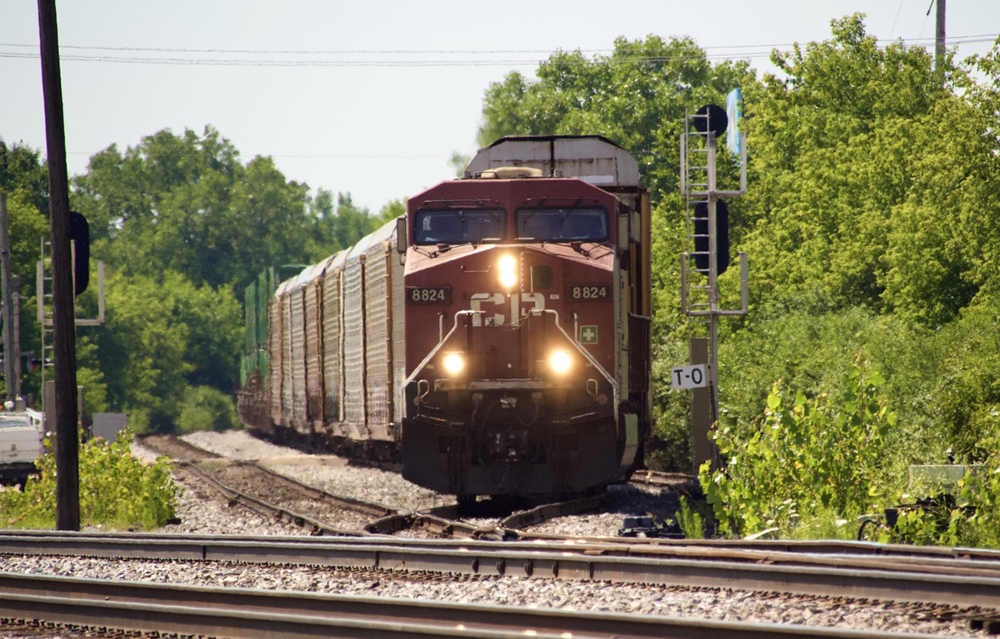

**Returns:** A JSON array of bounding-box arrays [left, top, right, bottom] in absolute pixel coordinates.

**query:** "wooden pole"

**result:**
[[37, 0, 80, 531]]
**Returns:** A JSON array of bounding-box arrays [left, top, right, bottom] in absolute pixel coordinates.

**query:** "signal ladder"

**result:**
[[36, 237, 105, 385], [37, 238, 55, 380]]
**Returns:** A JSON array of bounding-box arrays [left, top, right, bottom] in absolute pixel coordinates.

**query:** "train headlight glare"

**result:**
[[443, 352, 465, 375], [549, 349, 573, 376], [498, 255, 518, 289]]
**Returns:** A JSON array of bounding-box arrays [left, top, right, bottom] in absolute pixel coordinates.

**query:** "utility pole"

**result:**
[[935, 0, 946, 70], [37, 0, 80, 531], [1, 193, 16, 403]]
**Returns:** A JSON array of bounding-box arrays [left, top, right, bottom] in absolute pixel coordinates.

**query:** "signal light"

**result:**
[[693, 200, 730, 276], [694, 104, 728, 137], [69, 211, 90, 295]]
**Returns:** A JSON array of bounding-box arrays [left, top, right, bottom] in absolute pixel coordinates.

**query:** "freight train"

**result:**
[[238, 136, 652, 499]]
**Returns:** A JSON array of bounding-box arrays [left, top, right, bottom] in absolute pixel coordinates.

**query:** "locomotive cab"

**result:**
[[400, 136, 652, 497]]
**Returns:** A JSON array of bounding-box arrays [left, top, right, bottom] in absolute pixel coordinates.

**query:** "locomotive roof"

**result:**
[[465, 135, 641, 191]]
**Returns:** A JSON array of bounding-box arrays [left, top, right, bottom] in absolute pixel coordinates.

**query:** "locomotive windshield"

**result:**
[[414, 209, 506, 245], [515, 207, 609, 243]]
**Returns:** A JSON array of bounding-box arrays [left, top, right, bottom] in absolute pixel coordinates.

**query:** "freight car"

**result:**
[[238, 135, 652, 499]]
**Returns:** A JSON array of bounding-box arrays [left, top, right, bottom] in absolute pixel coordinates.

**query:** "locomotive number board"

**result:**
[[568, 284, 610, 301], [407, 286, 451, 304]]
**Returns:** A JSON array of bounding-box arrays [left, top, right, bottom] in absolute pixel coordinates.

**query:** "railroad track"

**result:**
[[0, 571, 966, 639], [141, 435, 603, 539], [3, 530, 1000, 616]]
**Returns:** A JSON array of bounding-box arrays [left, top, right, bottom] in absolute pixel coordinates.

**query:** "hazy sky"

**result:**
[[3, 1, 998, 213]]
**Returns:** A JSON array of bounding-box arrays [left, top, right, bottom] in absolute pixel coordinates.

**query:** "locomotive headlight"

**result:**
[[548, 349, 573, 376], [443, 352, 465, 376], [498, 254, 518, 289]]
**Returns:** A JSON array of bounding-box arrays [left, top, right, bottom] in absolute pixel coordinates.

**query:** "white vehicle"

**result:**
[[0, 409, 45, 485]]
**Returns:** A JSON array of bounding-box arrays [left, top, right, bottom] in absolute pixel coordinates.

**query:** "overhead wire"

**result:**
[[0, 33, 996, 68]]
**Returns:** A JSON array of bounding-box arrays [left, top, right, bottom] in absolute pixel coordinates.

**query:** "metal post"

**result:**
[[1, 193, 15, 402], [38, 0, 80, 531], [705, 134, 721, 459]]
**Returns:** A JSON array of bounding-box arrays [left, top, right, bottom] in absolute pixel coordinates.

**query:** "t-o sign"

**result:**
[[671, 364, 707, 390]]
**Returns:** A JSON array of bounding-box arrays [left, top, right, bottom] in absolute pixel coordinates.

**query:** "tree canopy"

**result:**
[[3, 126, 394, 433]]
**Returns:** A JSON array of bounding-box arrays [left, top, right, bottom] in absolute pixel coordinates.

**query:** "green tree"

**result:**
[[310, 191, 390, 259], [72, 127, 315, 293], [0, 143, 50, 404], [741, 15, 1000, 324], [93, 269, 239, 433], [0, 139, 48, 214]]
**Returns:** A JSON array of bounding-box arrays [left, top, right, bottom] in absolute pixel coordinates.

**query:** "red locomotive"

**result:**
[[238, 135, 651, 499]]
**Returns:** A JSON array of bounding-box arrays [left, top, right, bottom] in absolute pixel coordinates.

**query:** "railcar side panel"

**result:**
[[267, 295, 283, 428], [279, 292, 294, 427], [342, 252, 367, 438], [390, 244, 406, 425], [363, 243, 392, 441], [321, 254, 346, 429], [304, 279, 323, 428], [289, 287, 308, 434]]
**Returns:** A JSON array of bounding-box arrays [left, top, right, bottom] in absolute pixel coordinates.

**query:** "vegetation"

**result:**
[[0, 430, 177, 530], [3, 128, 395, 433], [3, 13, 1000, 545]]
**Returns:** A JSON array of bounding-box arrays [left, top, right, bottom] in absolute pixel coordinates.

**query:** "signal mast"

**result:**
[[677, 100, 748, 472]]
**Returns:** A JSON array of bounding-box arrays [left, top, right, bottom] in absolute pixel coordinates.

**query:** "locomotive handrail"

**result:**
[[535, 308, 618, 410], [403, 309, 483, 388]]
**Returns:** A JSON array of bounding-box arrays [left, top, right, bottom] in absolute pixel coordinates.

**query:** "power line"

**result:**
[[1, 33, 995, 55], [0, 33, 995, 68]]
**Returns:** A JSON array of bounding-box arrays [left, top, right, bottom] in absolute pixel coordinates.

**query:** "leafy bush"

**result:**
[[0, 429, 178, 530], [880, 425, 1000, 549], [701, 361, 897, 537], [176, 385, 239, 433]]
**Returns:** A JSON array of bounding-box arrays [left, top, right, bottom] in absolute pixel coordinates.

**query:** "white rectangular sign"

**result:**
[[671, 364, 707, 390]]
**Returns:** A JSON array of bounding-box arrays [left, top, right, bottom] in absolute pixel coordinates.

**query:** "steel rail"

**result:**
[[234, 459, 394, 517], [4, 532, 1000, 610], [0, 572, 945, 639], [140, 433, 225, 461], [172, 460, 367, 536], [5, 528, 1000, 567]]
